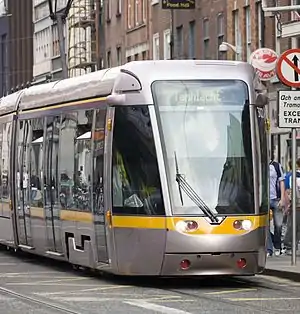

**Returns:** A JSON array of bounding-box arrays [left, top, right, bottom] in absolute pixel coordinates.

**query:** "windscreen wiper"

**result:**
[[174, 152, 219, 223]]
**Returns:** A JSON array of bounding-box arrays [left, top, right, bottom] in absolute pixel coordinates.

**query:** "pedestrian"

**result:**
[[283, 157, 300, 255], [267, 158, 285, 256]]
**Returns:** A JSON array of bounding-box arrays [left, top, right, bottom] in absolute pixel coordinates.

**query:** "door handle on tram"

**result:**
[[106, 210, 112, 228]]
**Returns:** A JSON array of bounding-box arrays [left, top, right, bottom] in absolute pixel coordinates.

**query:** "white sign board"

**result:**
[[278, 90, 300, 128]]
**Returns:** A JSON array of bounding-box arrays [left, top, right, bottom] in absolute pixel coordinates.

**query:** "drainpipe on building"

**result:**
[[170, 10, 174, 59]]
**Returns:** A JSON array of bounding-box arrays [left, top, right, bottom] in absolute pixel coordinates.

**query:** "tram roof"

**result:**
[[0, 60, 255, 115]]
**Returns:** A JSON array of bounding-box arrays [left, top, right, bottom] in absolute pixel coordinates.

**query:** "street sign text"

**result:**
[[162, 0, 195, 9], [278, 90, 300, 128]]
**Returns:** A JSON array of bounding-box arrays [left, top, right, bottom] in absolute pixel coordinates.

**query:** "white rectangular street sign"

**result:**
[[278, 90, 300, 128]]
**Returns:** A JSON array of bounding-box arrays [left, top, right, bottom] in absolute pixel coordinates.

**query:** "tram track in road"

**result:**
[[126, 275, 299, 314], [0, 285, 83, 314]]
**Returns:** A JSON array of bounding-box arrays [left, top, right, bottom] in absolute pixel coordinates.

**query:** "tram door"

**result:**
[[44, 116, 63, 254], [16, 120, 33, 248], [93, 108, 109, 263]]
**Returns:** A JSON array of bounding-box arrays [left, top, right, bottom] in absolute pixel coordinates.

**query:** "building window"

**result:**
[[34, 1, 49, 22], [256, 2, 262, 48], [1, 34, 8, 96], [153, 33, 160, 60], [142, 51, 146, 60], [188, 21, 195, 59], [52, 25, 60, 57], [203, 18, 209, 59], [233, 10, 241, 61], [217, 13, 224, 59], [128, 0, 144, 29], [134, 0, 138, 25], [106, 0, 111, 21], [116, 47, 121, 65], [117, 0, 122, 15], [176, 25, 183, 59], [134, 54, 139, 60], [163, 29, 171, 60], [245, 6, 251, 61], [107, 51, 111, 67], [127, 0, 133, 29], [127, 56, 131, 62], [142, 0, 147, 22]]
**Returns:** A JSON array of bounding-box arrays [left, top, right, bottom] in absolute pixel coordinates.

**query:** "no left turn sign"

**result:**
[[276, 48, 300, 88]]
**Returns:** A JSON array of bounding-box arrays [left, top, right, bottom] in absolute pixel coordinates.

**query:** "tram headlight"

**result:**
[[176, 220, 199, 233], [233, 219, 252, 231]]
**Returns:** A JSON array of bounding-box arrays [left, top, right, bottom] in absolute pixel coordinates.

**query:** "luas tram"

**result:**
[[0, 60, 269, 276]]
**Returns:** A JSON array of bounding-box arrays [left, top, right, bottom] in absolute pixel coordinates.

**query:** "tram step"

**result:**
[[18, 244, 35, 250], [46, 250, 64, 257]]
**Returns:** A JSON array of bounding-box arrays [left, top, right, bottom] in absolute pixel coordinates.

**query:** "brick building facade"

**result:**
[[105, 0, 227, 65], [0, 0, 33, 96], [226, 0, 293, 165]]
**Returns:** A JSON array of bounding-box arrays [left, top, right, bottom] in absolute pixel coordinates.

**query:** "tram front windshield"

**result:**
[[151, 80, 254, 215]]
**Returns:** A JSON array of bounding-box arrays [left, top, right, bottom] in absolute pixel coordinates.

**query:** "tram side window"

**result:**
[[30, 118, 44, 208], [73, 110, 93, 212], [60, 113, 77, 210], [111, 106, 165, 216], [256, 109, 268, 214], [44, 116, 61, 210], [93, 109, 106, 214], [2, 123, 11, 217], [0, 124, 3, 217]]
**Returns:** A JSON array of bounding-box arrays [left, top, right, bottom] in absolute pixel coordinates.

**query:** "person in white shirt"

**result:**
[[267, 159, 285, 257]]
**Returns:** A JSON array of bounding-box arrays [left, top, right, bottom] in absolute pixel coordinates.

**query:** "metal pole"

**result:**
[[170, 9, 174, 59], [292, 89, 297, 265], [56, 11, 68, 79]]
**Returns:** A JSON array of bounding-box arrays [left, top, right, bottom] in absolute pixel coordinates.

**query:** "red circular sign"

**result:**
[[249, 48, 278, 81], [276, 48, 300, 88]]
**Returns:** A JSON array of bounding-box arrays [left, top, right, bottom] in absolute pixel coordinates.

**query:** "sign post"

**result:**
[[277, 48, 300, 265]]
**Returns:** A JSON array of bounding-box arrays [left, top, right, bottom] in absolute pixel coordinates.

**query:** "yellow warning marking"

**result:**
[[204, 288, 257, 295], [227, 297, 300, 301], [7, 283, 101, 287], [7, 277, 90, 285], [153, 299, 195, 303], [36, 285, 132, 296]]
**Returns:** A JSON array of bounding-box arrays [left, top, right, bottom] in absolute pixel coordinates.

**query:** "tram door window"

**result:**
[[2, 123, 12, 218], [44, 116, 63, 253], [30, 119, 44, 209], [59, 113, 77, 210], [255, 108, 268, 214], [93, 108, 108, 263], [16, 120, 33, 246], [0, 124, 3, 217], [73, 110, 93, 212], [111, 106, 165, 216]]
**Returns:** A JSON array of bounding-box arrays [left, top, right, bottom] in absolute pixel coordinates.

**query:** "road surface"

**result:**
[[0, 247, 298, 314]]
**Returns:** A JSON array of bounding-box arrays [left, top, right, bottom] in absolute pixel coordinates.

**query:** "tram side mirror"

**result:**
[[114, 69, 142, 93], [255, 93, 268, 107], [107, 70, 142, 106]]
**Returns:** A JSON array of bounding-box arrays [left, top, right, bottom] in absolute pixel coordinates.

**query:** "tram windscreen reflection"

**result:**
[[151, 80, 254, 215]]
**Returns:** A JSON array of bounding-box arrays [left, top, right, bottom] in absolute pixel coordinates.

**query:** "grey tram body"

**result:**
[[0, 60, 268, 276]]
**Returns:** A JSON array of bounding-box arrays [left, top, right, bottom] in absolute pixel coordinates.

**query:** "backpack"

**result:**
[[270, 160, 283, 199]]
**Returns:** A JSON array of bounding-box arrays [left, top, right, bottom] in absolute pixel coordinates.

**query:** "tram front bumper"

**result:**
[[160, 251, 265, 276]]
